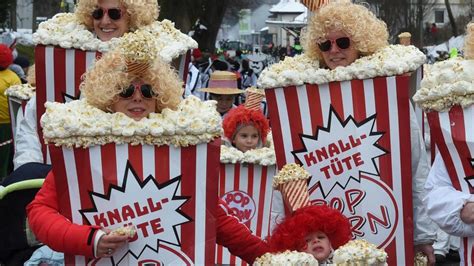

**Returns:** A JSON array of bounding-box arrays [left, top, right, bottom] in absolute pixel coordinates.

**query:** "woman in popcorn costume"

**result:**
[[222, 105, 270, 152], [260, 1, 437, 263], [267, 204, 352, 264], [421, 22, 474, 266], [27, 33, 269, 263]]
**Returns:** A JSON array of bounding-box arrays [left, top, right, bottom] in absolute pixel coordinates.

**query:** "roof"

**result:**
[[269, 0, 306, 13]]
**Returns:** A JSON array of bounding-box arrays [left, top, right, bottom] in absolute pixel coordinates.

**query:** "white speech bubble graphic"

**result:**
[[80, 162, 192, 265], [221, 190, 256, 223], [293, 107, 387, 197]]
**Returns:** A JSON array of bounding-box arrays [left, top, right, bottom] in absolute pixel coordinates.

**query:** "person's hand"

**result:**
[[461, 202, 474, 224], [415, 243, 435, 266], [96, 231, 129, 258]]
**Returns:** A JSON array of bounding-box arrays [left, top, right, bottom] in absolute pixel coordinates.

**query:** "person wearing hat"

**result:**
[[0, 44, 21, 178], [200, 71, 243, 117]]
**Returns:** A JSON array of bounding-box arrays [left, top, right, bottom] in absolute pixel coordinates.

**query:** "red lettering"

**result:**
[[122, 205, 136, 221], [367, 206, 391, 234], [327, 143, 340, 157], [338, 139, 351, 152], [349, 135, 362, 147], [93, 213, 109, 227], [148, 198, 162, 212], [345, 189, 365, 214], [329, 197, 344, 212], [134, 202, 149, 217], [349, 216, 365, 238], [137, 221, 150, 237], [320, 165, 331, 179], [352, 152, 364, 166], [107, 209, 122, 226], [150, 218, 164, 235]]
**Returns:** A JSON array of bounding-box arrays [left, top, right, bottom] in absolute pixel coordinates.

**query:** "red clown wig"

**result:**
[[267, 204, 352, 252], [223, 105, 270, 144], [0, 44, 13, 70]]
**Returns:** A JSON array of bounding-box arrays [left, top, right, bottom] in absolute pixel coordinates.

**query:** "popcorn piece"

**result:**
[[254, 250, 318, 266], [414, 252, 428, 266], [111, 225, 137, 238], [273, 163, 311, 212], [333, 239, 388, 265]]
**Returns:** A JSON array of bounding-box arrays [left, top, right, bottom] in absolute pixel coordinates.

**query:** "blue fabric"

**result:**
[[24, 245, 64, 266]]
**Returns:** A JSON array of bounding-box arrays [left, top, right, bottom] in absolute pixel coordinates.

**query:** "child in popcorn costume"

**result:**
[[27, 32, 269, 264], [266, 204, 352, 264], [222, 105, 270, 152]]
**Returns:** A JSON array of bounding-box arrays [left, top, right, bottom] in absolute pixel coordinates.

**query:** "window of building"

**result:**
[[434, 10, 444, 23]]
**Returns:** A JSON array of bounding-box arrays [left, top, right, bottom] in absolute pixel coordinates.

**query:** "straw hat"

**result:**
[[200, 71, 244, 95]]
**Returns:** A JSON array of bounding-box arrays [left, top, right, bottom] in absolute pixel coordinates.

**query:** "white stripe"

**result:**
[[89, 145, 104, 194], [45, 47, 55, 102], [464, 107, 474, 181], [363, 79, 376, 124], [86, 51, 97, 70], [340, 80, 353, 118], [275, 88, 294, 164], [115, 144, 128, 185], [194, 144, 207, 264], [63, 147, 82, 224], [297, 85, 312, 135], [261, 166, 276, 238], [387, 77, 405, 259], [318, 83, 331, 126], [225, 164, 234, 193], [169, 146, 181, 178], [250, 165, 262, 235], [65, 49, 75, 97], [142, 145, 155, 178]]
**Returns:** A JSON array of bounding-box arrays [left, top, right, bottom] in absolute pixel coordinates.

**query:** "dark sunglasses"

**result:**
[[119, 84, 156, 99], [91, 7, 123, 21], [318, 37, 351, 52]]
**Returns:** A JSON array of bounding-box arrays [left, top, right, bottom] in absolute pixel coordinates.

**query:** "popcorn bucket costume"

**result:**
[[18, 0, 197, 166], [27, 32, 268, 265], [415, 22, 474, 266], [258, 0, 434, 264]]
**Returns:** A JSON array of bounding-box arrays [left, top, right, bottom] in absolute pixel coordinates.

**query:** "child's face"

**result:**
[[210, 94, 235, 114], [232, 125, 260, 152], [301, 231, 332, 262]]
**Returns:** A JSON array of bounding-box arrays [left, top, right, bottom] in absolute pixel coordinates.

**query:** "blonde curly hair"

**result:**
[[75, 0, 159, 32], [464, 22, 474, 60], [302, 0, 389, 64], [81, 50, 183, 113]]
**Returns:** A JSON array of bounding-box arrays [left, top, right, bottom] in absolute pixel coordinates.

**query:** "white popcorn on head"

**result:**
[[5, 84, 36, 100], [333, 239, 388, 265], [40, 96, 222, 148], [413, 58, 474, 112], [32, 13, 197, 62], [272, 163, 311, 188], [258, 45, 426, 89], [254, 250, 319, 266]]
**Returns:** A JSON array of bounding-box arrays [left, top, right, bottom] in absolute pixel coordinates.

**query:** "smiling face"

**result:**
[[93, 0, 130, 41], [301, 231, 332, 262], [320, 30, 360, 70], [232, 125, 260, 152], [110, 81, 156, 120]]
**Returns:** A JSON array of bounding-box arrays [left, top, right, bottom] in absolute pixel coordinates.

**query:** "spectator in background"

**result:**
[[0, 44, 22, 179], [200, 71, 243, 117], [431, 23, 438, 43], [240, 59, 257, 90]]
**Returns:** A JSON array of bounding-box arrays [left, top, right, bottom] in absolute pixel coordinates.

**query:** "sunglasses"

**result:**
[[91, 7, 123, 21], [318, 37, 351, 52], [119, 84, 156, 99]]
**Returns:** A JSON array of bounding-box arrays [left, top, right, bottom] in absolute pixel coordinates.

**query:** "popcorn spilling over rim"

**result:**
[[333, 239, 387, 265], [32, 13, 197, 62], [5, 84, 36, 100], [414, 252, 428, 266], [254, 250, 318, 266], [220, 136, 275, 166], [41, 96, 222, 148], [413, 57, 474, 112], [272, 163, 311, 188], [258, 45, 425, 89]]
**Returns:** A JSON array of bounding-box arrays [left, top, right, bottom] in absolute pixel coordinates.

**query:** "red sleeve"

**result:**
[[216, 199, 270, 264], [26, 171, 100, 258]]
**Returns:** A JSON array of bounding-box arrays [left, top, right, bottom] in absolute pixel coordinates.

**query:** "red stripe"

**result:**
[[373, 77, 392, 188], [427, 113, 462, 190], [35, 45, 47, 162], [53, 47, 66, 102], [205, 140, 220, 265], [74, 148, 94, 224], [284, 86, 304, 153], [74, 50, 87, 94], [230, 163, 239, 265], [49, 146, 72, 220], [245, 164, 255, 229], [219, 165, 226, 197], [464, 238, 469, 265], [128, 144, 143, 180], [350, 79, 366, 121], [101, 144, 118, 188], [328, 81, 344, 117], [155, 145, 170, 183], [449, 106, 474, 193], [265, 89, 286, 169], [306, 84, 324, 136], [255, 166, 268, 238], [395, 76, 413, 265], [471, 239, 474, 266], [180, 146, 196, 262], [385, 239, 397, 265]]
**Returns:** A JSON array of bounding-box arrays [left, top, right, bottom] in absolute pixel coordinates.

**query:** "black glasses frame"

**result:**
[[318, 37, 351, 52], [91, 7, 123, 21], [119, 84, 156, 99]]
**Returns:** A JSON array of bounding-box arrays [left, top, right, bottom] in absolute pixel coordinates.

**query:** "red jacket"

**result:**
[[27, 171, 269, 263]]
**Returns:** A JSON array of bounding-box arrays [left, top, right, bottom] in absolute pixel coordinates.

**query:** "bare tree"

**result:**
[[32, 0, 62, 31], [444, 0, 458, 36]]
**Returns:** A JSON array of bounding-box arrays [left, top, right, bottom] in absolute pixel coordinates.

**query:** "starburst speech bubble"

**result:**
[[80, 162, 192, 265], [293, 106, 387, 197]]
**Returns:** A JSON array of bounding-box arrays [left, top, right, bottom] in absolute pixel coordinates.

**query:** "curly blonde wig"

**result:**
[[464, 22, 474, 60], [75, 0, 159, 32], [81, 50, 183, 113], [302, 0, 389, 64]]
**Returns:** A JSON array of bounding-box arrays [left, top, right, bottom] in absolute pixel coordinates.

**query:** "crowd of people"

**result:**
[[0, 0, 473, 265]]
